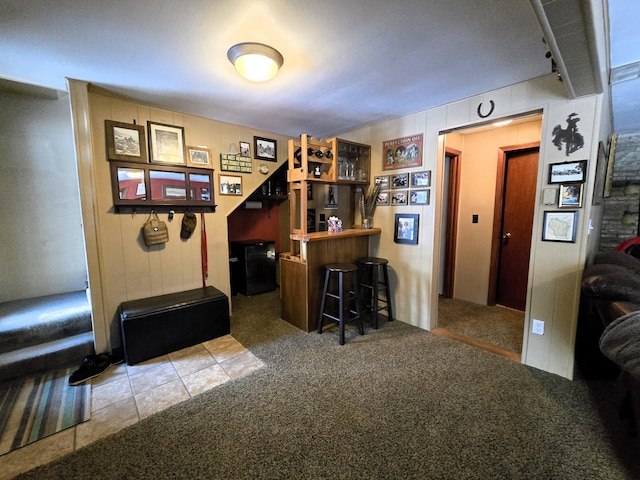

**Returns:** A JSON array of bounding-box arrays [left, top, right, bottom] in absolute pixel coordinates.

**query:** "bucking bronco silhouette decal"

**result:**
[[552, 113, 584, 156]]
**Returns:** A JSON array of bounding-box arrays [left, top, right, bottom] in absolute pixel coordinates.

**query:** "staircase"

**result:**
[[0, 291, 94, 382]]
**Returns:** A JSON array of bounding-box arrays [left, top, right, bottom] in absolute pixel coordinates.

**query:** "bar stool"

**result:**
[[317, 263, 364, 345], [357, 257, 394, 329]]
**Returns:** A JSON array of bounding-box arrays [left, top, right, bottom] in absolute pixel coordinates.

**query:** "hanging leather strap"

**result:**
[[200, 210, 208, 287]]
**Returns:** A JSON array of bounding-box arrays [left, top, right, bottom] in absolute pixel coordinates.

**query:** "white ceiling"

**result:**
[[0, 0, 636, 138]]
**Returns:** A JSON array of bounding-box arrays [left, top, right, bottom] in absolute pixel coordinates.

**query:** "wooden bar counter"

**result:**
[[280, 228, 381, 332]]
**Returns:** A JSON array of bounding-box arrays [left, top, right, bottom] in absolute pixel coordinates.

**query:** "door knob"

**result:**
[[502, 232, 512, 240]]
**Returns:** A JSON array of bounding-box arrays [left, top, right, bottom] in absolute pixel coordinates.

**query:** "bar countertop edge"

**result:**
[[290, 228, 381, 243]]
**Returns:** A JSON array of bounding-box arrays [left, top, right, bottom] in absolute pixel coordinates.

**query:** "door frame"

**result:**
[[442, 148, 462, 298], [487, 142, 540, 306]]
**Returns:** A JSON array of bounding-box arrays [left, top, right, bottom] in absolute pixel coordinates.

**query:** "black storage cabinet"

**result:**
[[119, 286, 230, 365], [230, 240, 277, 295]]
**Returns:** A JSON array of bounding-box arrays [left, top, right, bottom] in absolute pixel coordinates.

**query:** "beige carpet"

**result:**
[[437, 297, 524, 353]]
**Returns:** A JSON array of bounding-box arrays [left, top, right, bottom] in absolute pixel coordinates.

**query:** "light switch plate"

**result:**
[[542, 188, 557, 205], [532, 319, 545, 335]]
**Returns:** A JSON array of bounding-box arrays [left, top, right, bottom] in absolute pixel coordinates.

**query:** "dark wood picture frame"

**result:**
[[603, 133, 618, 198], [394, 213, 420, 245], [592, 141, 607, 205], [105, 120, 147, 163], [109, 162, 215, 210], [254, 136, 277, 161], [548, 160, 587, 184], [147, 121, 186, 165]]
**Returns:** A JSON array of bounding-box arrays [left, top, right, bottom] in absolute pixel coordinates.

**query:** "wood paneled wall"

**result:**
[[80, 87, 289, 352]]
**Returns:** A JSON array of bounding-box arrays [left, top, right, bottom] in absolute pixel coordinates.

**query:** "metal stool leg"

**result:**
[[352, 269, 364, 335], [318, 269, 331, 334], [338, 271, 345, 345], [372, 264, 380, 329], [382, 264, 394, 321]]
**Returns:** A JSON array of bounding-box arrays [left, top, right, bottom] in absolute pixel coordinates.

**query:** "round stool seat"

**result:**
[[325, 263, 358, 273], [357, 257, 388, 266]]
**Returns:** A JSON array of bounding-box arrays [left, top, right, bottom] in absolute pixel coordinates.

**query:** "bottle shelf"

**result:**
[[287, 134, 371, 247]]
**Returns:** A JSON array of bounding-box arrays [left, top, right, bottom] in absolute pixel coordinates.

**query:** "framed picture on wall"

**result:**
[[559, 184, 583, 208], [548, 160, 587, 184], [219, 174, 242, 195], [410, 171, 431, 187], [391, 173, 409, 189], [148, 121, 186, 165], [376, 191, 389, 206], [592, 141, 607, 205], [186, 146, 212, 168], [375, 175, 390, 190], [542, 210, 577, 242], [382, 134, 423, 171], [410, 189, 430, 205], [254, 136, 277, 161], [603, 133, 618, 198], [239, 141, 251, 157], [394, 213, 419, 245], [307, 209, 316, 233], [390, 190, 408, 205], [105, 120, 147, 163]]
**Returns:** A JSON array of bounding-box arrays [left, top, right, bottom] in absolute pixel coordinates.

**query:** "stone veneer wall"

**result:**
[[600, 132, 640, 251]]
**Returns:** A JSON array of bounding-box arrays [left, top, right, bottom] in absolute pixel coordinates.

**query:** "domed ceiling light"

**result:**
[[227, 42, 284, 82]]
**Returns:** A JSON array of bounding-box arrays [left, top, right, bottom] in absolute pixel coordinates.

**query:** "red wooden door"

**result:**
[[496, 149, 538, 311]]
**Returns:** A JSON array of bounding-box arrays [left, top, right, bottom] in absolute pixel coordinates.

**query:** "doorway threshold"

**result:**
[[431, 327, 521, 363]]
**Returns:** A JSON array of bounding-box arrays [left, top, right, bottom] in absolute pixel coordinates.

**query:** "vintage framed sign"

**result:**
[[383, 134, 423, 171], [220, 153, 252, 173]]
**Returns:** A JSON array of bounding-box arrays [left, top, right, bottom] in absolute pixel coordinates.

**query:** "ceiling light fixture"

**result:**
[[492, 119, 513, 127], [227, 42, 283, 82]]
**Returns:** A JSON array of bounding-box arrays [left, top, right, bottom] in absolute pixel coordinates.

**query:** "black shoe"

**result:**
[[107, 353, 125, 365], [82, 353, 110, 365], [69, 355, 111, 386]]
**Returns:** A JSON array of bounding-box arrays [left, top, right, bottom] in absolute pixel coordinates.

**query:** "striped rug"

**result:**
[[0, 367, 91, 454]]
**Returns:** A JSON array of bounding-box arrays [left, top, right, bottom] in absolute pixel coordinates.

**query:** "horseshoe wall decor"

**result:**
[[477, 100, 495, 118]]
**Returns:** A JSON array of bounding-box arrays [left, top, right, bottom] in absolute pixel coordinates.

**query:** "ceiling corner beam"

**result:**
[[529, 0, 604, 99], [529, 0, 576, 98]]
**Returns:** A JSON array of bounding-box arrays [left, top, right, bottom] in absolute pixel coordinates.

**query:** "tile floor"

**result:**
[[0, 335, 264, 480]]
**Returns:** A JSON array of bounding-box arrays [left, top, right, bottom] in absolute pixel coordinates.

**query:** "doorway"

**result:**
[[488, 145, 539, 311], [435, 114, 542, 359], [441, 149, 461, 298]]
